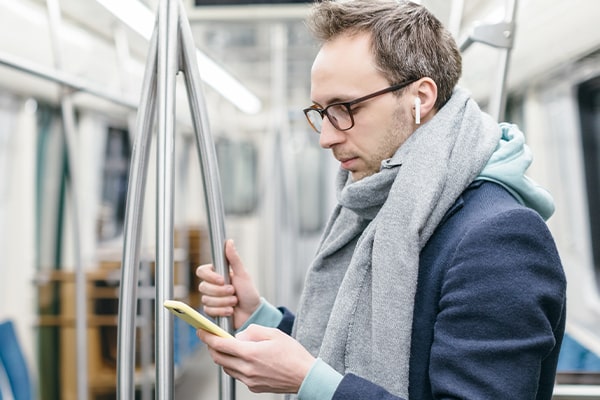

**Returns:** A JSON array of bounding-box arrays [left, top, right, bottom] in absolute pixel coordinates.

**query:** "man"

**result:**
[[196, 1, 566, 399]]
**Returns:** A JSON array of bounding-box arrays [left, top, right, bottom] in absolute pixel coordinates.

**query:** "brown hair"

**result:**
[[306, 0, 461, 109]]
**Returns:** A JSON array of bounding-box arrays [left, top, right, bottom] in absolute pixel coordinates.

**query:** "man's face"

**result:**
[[309, 32, 414, 181]]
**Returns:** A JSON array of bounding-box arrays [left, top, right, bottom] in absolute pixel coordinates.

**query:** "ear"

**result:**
[[413, 78, 438, 124]]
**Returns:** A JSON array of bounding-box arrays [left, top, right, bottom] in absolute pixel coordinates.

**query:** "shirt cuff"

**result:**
[[298, 358, 343, 400], [236, 297, 283, 333]]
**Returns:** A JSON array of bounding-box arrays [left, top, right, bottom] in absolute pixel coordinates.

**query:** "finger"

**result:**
[[198, 280, 234, 297], [197, 329, 240, 356], [222, 367, 240, 381], [203, 305, 234, 318], [200, 292, 238, 308], [196, 264, 225, 284], [207, 350, 245, 382], [198, 289, 234, 305], [225, 240, 247, 278], [236, 324, 275, 341], [200, 289, 237, 317]]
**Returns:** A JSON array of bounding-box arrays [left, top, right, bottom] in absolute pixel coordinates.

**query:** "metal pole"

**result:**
[[116, 28, 158, 400], [155, 0, 179, 398], [45, 1, 88, 398], [178, 1, 235, 399], [118, 1, 235, 398], [0, 50, 137, 109], [270, 22, 299, 309], [139, 260, 154, 400], [489, 0, 518, 122], [457, 0, 517, 122]]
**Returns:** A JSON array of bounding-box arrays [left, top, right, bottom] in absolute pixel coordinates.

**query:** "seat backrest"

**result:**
[[0, 320, 33, 400]]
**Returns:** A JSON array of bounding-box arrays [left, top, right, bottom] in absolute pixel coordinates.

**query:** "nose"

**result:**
[[319, 118, 345, 149]]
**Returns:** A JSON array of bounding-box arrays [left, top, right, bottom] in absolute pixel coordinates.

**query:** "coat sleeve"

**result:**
[[333, 374, 406, 400], [277, 307, 296, 336]]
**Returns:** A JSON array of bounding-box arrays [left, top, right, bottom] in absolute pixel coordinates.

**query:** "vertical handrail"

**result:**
[[116, 28, 158, 400], [155, 0, 178, 398], [489, 0, 517, 122], [178, 2, 235, 398], [139, 261, 154, 400], [117, 0, 235, 399], [45, 1, 88, 398], [270, 22, 299, 308]]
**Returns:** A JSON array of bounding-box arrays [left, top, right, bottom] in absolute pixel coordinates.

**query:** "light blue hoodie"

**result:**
[[477, 122, 555, 220]]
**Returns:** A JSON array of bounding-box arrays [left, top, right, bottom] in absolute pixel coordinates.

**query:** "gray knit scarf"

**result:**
[[292, 88, 500, 398]]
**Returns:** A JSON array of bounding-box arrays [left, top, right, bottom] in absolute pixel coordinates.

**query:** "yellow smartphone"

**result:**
[[163, 300, 233, 339]]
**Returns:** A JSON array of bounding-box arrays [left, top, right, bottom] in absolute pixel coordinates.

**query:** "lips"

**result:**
[[333, 149, 358, 170], [339, 157, 357, 170]]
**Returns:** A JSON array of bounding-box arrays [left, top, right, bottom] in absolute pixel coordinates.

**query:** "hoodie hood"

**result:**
[[477, 123, 555, 220]]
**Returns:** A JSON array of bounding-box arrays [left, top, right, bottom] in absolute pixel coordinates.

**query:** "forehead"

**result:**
[[310, 32, 387, 103]]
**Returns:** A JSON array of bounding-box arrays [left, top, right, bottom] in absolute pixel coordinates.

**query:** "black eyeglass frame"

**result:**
[[303, 78, 420, 133]]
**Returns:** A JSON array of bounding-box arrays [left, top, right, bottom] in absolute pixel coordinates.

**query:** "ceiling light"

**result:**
[[96, 0, 262, 114]]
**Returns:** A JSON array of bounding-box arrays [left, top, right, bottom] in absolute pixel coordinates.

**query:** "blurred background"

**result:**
[[0, 0, 599, 399]]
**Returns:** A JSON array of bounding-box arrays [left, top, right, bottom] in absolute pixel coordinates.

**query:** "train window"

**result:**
[[0, 94, 15, 204], [294, 134, 327, 234], [216, 138, 258, 215], [98, 127, 131, 242], [0, 94, 16, 257], [505, 94, 525, 128], [35, 104, 69, 267], [578, 76, 600, 286]]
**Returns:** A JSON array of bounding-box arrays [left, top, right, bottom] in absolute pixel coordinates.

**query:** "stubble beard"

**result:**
[[353, 111, 412, 181]]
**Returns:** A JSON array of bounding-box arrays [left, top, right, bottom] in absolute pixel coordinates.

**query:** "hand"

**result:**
[[196, 239, 261, 329], [197, 324, 316, 394]]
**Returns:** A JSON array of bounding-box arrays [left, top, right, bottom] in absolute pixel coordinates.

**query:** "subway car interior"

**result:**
[[1, 0, 600, 399]]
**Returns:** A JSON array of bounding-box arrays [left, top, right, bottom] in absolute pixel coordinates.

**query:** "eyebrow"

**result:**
[[311, 95, 352, 108]]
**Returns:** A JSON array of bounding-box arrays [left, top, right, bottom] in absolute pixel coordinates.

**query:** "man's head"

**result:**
[[307, 0, 461, 110], [304, 0, 461, 181]]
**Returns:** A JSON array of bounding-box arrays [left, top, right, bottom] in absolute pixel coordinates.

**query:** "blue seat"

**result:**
[[0, 320, 33, 400]]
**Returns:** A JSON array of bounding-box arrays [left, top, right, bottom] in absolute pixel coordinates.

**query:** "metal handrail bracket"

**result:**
[[459, 21, 515, 52], [458, 0, 518, 121]]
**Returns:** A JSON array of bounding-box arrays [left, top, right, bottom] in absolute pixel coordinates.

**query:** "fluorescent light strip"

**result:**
[[1, 0, 47, 27], [96, 0, 261, 114], [1, 0, 101, 63]]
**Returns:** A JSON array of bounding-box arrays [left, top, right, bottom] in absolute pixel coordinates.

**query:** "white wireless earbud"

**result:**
[[414, 97, 421, 125]]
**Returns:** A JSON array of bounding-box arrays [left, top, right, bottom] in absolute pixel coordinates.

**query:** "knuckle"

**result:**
[[239, 363, 256, 380]]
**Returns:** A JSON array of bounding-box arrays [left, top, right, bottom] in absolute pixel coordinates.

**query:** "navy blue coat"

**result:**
[[280, 181, 566, 399]]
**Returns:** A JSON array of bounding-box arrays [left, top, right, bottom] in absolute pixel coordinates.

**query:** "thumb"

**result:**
[[236, 324, 276, 342], [225, 239, 248, 277]]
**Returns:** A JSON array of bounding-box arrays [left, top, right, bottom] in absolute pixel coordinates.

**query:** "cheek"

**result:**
[[390, 110, 414, 147], [378, 108, 413, 153], [353, 103, 412, 155]]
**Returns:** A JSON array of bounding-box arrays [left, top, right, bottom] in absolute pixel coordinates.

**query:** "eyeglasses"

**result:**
[[303, 78, 419, 134]]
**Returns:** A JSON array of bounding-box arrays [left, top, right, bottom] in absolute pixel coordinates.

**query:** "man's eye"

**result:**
[[330, 104, 351, 116]]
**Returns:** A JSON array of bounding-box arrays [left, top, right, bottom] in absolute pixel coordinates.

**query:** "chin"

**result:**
[[351, 170, 377, 182]]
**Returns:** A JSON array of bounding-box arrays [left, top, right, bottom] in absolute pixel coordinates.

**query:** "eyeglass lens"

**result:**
[[306, 104, 352, 133]]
